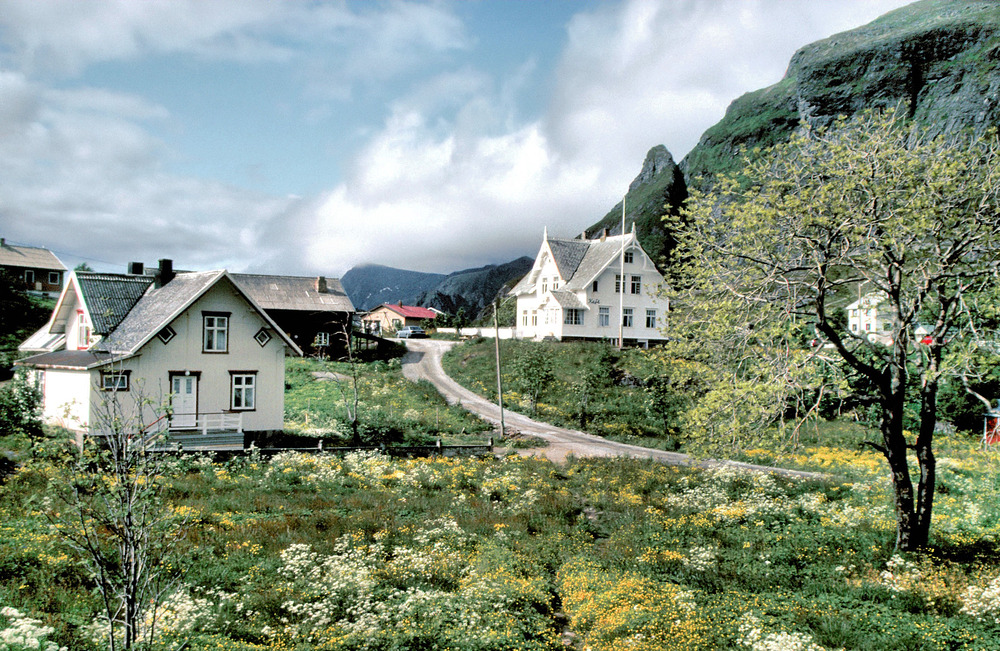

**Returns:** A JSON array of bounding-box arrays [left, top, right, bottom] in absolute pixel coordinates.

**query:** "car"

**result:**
[[396, 325, 427, 339]]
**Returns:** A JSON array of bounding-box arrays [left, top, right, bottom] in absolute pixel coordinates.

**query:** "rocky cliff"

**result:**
[[681, 0, 1000, 186]]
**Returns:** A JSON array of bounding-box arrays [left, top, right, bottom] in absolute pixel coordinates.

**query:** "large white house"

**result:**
[[17, 261, 301, 443], [510, 227, 669, 345], [846, 291, 897, 344]]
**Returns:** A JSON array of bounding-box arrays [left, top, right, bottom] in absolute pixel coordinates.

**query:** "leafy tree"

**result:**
[[0, 270, 51, 372], [675, 107, 1000, 550], [507, 344, 554, 417], [0, 368, 44, 452]]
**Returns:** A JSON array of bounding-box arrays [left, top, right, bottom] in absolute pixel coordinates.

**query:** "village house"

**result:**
[[846, 291, 897, 344], [363, 303, 438, 335], [510, 226, 669, 345], [229, 273, 354, 359], [0, 238, 67, 297], [17, 260, 301, 446]]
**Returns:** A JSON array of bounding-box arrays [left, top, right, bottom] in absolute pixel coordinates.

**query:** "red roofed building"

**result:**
[[363, 302, 438, 335]]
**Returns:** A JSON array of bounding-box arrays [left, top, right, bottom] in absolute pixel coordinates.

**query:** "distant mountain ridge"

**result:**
[[342, 257, 533, 317]]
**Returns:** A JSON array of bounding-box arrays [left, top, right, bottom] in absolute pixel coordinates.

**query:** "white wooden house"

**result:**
[[846, 291, 896, 344], [17, 261, 300, 444], [510, 227, 669, 345]]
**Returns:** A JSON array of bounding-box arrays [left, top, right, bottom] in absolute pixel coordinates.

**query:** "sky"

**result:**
[[0, 0, 914, 277]]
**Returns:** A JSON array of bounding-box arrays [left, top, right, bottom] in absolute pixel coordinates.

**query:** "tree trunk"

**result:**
[[882, 360, 923, 551]]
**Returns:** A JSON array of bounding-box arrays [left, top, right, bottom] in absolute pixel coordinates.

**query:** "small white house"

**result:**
[[17, 262, 301, 442], [509, 227, 669, 345]]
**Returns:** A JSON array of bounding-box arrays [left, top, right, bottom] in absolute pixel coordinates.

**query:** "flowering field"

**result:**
[[2, 442, 1000, 650]]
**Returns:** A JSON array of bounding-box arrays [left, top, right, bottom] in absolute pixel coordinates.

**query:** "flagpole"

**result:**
[[618, 196, 625, 349]]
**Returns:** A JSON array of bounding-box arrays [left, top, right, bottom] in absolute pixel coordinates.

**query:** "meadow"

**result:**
[[2, 354, 1000, 649]]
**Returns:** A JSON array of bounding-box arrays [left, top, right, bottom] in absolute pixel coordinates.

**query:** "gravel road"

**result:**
[[400, 338, 824, 479]]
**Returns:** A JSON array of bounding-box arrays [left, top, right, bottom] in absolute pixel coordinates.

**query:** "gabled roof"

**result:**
[[510, 230, 648, 295], [547, 238, 591, 281], [96, 271, 302, 357], [0, 241, 66, 272], [373, 304, 438, 319], [76, 273, 154, 334], [230, 274, 354, 313]]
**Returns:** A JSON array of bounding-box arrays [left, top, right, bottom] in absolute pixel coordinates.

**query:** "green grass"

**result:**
[[283, 356, 490, 444], [3, 445, 1000, 649]]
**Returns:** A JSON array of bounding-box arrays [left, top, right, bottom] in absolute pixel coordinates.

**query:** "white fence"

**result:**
[[435, 327, 516, 340]]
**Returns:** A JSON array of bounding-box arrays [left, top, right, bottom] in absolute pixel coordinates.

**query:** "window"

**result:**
[[77, 311, 90, 350], [24, 270, 34, 284], [865, 323, 871, 331], [257, 328, 274, 347], [615, 275, 622, 293], [553, 280, 560, 290], [599, 306, 610, 327], [101, 371, 130, 391], [231, 373, 256, 410], [522, 310, 528, 326], [48, 271, 60, 285], [622, 308, 633, 328], [624, 251, 634, 264], [392, 319, 402, 328], [541, 279, 548, 293], [646, 309, 656, 328], [851, 323, 858, 332], [531, 311, 538, 326], [631, 275, 641, 295], [203, 313, 229, 352], [157, 326, 176, 344], [592, 280, 599, 292], [564, 309, 583, 325]]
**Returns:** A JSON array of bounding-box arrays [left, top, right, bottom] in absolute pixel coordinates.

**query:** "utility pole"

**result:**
[[493, 297, 506, 441]]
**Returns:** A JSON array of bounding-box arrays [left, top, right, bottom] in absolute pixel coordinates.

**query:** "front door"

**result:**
[[170, 375, 198, 428]]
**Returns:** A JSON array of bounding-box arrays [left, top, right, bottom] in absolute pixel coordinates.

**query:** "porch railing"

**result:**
[[170, 412, 243, 435]]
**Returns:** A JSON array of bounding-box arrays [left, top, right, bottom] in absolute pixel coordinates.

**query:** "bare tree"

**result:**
[[47, 373, 186, 650]]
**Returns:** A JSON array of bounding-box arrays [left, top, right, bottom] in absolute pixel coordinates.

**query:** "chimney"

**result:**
[[601, 229, 607, 242], [398, 301, 403, 307], [156, 259, 174, 288], [128, 262, 144, 275], [315, 276, 328, 293]]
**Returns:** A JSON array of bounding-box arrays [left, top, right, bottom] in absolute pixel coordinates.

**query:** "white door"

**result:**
[[171, 375, 198, 428]]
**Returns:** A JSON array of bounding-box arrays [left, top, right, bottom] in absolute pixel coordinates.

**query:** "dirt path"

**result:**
[[400, 339, 823, 479]]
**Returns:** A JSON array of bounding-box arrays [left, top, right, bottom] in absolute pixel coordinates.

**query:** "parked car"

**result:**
[[396, 326, 427, 339]]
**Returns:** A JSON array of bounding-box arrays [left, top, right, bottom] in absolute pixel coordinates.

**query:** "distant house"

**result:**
[[363, 303, 438, 335], [509, 227, 669, 346], [846, 292, 896, 343], [230, 274, 354, 358], [0, 238, 67, 297], [17, 260, 301, 444]]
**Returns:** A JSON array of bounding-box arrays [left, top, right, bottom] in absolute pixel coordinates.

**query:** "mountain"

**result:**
[[585, 0, 1000, 266], [342, 257, 533, 317], [414, 256, 533, 319], [585, 145, 687, 269], [681, 0, 1000, 187], [341, 264, 446, 312]]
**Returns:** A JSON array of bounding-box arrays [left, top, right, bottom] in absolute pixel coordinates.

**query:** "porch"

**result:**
[[151, 412, 245, 451]]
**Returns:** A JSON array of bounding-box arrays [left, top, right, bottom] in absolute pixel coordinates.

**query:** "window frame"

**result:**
[[48, 271, 60, 285], [24, 269, 34, 285], [203, 312, 230, 353], [622, 308, 634, 328], [631, 275, 642, 295], [624, 251, 634, 264], [599, 306, 610, 327], [646, 309, 656, 329], [230, 372, 257, 411], [100, 370, 131, 392], [564, 308, 583, 326]]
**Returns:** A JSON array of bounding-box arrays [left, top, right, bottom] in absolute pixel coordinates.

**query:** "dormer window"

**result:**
[[77, 310, 91, 350]]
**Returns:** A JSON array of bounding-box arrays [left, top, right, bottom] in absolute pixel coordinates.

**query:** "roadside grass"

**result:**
[[442, 338, 682, 448], [3, 448, 1000, 649], [283, 356, 490, 445]]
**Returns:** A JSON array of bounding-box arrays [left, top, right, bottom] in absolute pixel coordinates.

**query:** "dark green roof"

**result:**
[[76, 273, 153, 335]]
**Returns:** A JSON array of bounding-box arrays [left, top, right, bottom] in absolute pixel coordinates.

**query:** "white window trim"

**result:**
[[231, 373, 257, 411]]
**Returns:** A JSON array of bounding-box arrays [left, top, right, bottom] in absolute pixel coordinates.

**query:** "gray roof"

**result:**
[[0, 241, 66, 271], [17, 349, 115, 370], [76, 273, 154, 334], [97, 271, 226, 355], [18, 325, 65, 353], [547, 290, 587, 310], [230, 274, 354, 313], [510, 232, 639, 295], [547, 239, 590, 281]]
